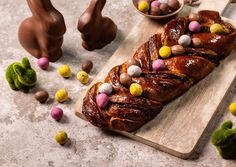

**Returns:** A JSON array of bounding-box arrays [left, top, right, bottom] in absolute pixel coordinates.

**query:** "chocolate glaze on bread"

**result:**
[[18, 0, 66, 62], [77, 0, 117, 51]]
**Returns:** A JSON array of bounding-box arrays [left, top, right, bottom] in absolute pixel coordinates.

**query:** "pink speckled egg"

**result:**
[[51, 107, 63, 121], [96, 93, 110, 108], [188, 21, 201, 33], [152, 59, 166, 71], [151, 0, 161, 7], [37, 57, 49, 70]]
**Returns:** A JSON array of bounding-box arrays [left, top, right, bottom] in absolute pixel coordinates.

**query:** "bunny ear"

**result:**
[[21, 57, 31, 69], [221, 120, 233, 130], [13, 64, 26, 76]]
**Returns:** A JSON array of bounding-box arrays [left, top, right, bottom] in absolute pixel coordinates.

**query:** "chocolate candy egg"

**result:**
[[171, 45, 185, 55], [98, 83, 113, 95], [77, 71, 89, 84], [160, 3, 169, 15], [159, 46, 171, 58], [168, 0, 180, 10], [189, 21, 201, 33], [58, 65, 72, 78], [55, 89, 68, 103], [129, 83, 143, 96], [35, 90, 49, 103], [119, 73, 132, 86], [151, 1, 161, 15], [152, 59, 165, 71], [96, 93, 109, 108], [229, 102, 236, 116], [138, 1, 150, 13], [192, 38, 203, 48], [37, 57, 49, 70], [127, 65, 142, 77], [51, 107, 63, 121], [55, 131, 68, 145], [126, 58, 140, 67], [82, 60, 93, 73], [189, 13, 202, 22], [210, 24, 224, 34], [178, 35, 191, 47]]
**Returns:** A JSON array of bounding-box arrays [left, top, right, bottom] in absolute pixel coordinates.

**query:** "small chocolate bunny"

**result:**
[[18, 0, 66, 62], [78, 0, 117, 51]]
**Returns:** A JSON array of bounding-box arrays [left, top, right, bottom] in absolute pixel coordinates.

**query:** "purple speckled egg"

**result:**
[[37, 57, 49, 70], [152, 59, 166, 71], [96, 93, 109, 108], [51, 107, 63, 121], [188, 21, 201, 33]]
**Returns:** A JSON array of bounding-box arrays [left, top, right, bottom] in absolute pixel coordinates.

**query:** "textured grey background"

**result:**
[[0, 0, 236, 166]]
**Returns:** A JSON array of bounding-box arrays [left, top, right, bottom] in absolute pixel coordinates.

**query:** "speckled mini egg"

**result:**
[[192, 38, 203, 48], [129, 83, 143, 97], [98, 83, 113, 95], [37, 57, 49, 70], [51, 107, 63, 121], [58, 65, 72, 78], [159, 3, 169, 15], [127, 65, 142, 77], [126, 58, 140, 67], [151, 1, 161, 15], [159, 46, 171, 58], [76, 71, 89, 84], [189, 13, 202, 22], [152, 59, 166, 71], [178, 35, 191, 47], [171, 45, 185, 55], [167, 0, 180, 10], [210, 23, 224, 34], [96, 93, 110, 108], [55, 131, 68, 145], [138, 1, 150, 13], [55, 89, 68, 103], [119, 73, 133, 86], [188, 21, 201, 33], [229, 102, 236, 116]]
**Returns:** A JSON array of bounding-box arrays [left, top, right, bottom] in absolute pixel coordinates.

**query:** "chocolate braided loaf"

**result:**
[[82, 10, 236, 132]]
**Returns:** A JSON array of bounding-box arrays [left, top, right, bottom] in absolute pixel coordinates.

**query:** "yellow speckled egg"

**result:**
[[58, 65, 72, 78], [229, 102, 236, 116], [77, 71, 89, 84], [159, 46, 171, 58], [129, 83, 143, 97], [55, 131, 68, 145], [138, 1, 150, 13], [55, 89, 68, 103], [210, 24, 224, 34]]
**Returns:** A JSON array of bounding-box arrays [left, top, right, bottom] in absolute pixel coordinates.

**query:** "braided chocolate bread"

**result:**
[[82, 10, 236, 132]]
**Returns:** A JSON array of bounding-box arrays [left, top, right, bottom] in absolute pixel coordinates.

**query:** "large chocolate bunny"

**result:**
[[77, 0, 117, 51], [18, 0, 66, 62]]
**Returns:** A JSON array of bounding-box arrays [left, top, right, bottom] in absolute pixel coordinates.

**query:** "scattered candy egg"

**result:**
[[129, 83, 143, 97], [192, 38, 203, 48], [152, 59, 166, 71], [126, 58, 140, 67], [210, 24, 224, 34], [51, 107, 63, 121], [189, 13, 202, 22], [96, 93, 110, 108], [188, 21, 201, 33], [76, 71, 89, 84], [159, 46, 171, 58], [55, 89, 68, 103], [159, 3, 169, 14], [58, 65, 72, 78], [55, 131, 68, 145], [119, 73, 133, 86], [82, 60, 93, 73], [35, 90, 49, 103], [98, 83, 113, 95], [151, 1, 161, 15], [171, 45, 185, 55], [138, 1, 150, 13], [127, 65, 142, 77], [37, 57, 49, 70], [151, 0, 161, 7], [178, 35, 191, 47], [167, 0, 180, 10], [159, 0, 169, 3], [229, 102, 236, 116]]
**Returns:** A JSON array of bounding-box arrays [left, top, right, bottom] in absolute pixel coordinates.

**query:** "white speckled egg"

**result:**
[[178, 35, 191, 47], [98, 83, 113, 95], [127, 65, 142, 77], [159, 0, 169, 4]]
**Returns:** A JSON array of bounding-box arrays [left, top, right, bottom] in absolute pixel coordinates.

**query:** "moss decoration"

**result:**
[[6, 57, 37, 92], [211, 120, 236, 159]]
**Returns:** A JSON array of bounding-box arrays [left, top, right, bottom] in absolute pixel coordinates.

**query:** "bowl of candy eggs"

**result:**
[[133, 0, 184, 19]]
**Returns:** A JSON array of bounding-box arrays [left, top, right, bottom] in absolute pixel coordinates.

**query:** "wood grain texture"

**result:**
[[75, 0, 235, 159]]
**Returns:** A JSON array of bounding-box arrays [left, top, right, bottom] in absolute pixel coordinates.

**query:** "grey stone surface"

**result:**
[[0, 0, 236, 166]]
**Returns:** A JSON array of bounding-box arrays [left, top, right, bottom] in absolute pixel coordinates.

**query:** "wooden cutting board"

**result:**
[[75, 0, 235, 159]]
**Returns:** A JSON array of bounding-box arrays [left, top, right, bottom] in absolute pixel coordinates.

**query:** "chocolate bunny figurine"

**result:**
[[18, 0, 66, 62], [77, 0, 117, 51]]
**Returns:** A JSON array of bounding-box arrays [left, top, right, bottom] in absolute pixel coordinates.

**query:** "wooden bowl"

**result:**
[[132, 0, 184, 19]]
